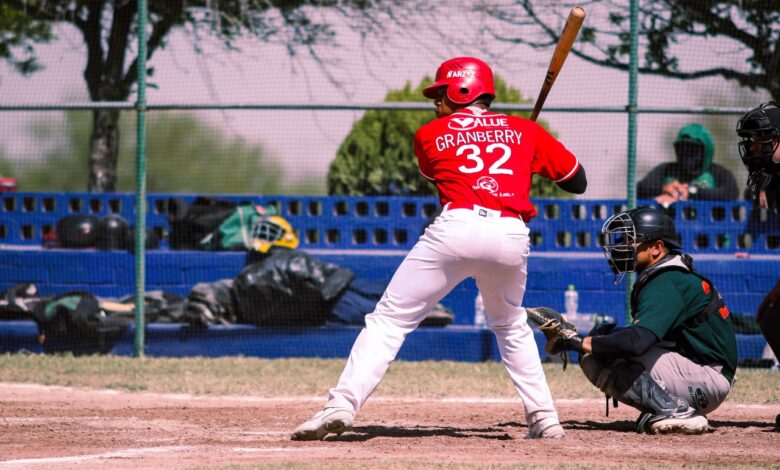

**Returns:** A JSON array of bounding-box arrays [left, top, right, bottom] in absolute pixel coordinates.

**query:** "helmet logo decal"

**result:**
[[475, 176, 499, 194], [446, 70, 476, 78]]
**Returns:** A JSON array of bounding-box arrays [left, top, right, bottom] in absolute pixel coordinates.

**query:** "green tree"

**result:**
[[478, 1, 780, 100], [0, 154, 13, 182], [0, 1, 404, 192], [2, 110, 318, 194], [327, 76, 572, 198]]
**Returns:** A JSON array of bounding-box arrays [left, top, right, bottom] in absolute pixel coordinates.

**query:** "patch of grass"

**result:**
[[0, 354, 777, 404]]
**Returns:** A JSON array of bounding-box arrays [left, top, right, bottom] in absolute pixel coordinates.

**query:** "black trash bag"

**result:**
[[167, 197, 237, 250], [183, 280, 239, 327], [234, 248, 354, 326]]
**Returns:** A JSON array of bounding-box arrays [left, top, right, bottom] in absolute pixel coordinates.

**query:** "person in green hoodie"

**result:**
[[638, 124, 739, 207]]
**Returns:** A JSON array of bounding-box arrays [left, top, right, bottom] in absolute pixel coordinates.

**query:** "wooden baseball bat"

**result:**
[[529, 6, 586, 122]]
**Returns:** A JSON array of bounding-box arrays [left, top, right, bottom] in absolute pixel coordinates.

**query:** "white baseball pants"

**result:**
[[325, 206, 560, 427]]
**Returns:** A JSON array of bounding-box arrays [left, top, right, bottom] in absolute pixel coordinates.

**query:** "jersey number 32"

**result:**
[[456, 143, 513, 175]]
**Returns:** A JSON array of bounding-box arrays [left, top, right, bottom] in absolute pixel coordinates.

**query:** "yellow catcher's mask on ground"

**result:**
[[249, 215, 300, 253]]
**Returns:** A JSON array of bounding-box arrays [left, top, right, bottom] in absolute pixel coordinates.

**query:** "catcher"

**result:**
[[528, 206, 737, 435]]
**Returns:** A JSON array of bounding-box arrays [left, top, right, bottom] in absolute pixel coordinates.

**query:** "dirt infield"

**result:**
[[0, 383, 777, 469]]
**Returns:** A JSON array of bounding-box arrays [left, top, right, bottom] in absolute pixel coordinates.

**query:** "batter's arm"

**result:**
[[556, 165, 587, 194]]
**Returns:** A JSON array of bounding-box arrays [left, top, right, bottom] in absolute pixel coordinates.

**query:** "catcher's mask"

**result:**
[[600, 207, 681, 282], [422, 57, 496, 105], [249, 215, 299, 253], [737, 102, 780, 210]]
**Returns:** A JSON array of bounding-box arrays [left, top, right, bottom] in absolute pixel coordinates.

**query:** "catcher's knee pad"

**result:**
[[580, 355, 628, 391], [579, 354, 607, 387], [601, 362, 689, 417]]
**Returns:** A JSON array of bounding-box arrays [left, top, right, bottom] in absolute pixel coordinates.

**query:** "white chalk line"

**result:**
[[0, 446, 193, 466], [0, 382, 777, 410], [0, 445, 327, 466]]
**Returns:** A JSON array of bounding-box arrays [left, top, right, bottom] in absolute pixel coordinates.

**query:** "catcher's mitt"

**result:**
[[526, 306, 583, 370]]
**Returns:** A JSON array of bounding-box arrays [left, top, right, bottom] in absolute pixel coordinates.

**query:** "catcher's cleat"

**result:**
[[524, 417, 566, 439], [290, 407, 354, 441], [636, 410, 709, 435]]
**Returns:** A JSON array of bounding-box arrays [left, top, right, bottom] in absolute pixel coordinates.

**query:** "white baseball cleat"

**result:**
[[637, 410, 709, 435], [524, 417, 566, 439], [290, 407, 354, 441]]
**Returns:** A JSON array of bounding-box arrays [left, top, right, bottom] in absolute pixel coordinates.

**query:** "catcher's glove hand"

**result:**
[[588, 321, 617, 337], [526, 306, 584, 370]]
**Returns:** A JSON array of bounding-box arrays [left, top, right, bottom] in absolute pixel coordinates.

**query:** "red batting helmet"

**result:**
[[423, 57, 495, 105]]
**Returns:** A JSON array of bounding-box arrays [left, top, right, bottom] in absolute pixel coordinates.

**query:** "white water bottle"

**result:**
[[474, 292, 487, 329], [564, 284, 579, 317], [565, 285, 593, 332]]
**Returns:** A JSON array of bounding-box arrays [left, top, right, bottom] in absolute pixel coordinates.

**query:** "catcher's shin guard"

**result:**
[[592, 360, 687, 413]]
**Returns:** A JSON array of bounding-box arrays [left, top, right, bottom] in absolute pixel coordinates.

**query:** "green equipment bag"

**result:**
[[200, 204, 299, 253]]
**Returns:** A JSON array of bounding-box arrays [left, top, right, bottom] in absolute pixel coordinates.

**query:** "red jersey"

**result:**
[[414, 107, 579, 221]]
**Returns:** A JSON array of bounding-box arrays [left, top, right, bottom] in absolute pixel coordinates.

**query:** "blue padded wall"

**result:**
[[2, 192, 779, 253], [0, 249, 774, 326], [1, 193, 776, 362]]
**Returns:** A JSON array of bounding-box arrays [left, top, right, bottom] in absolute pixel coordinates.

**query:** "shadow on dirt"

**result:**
[[497, 419, 636, 433], [326, 425, 515, 442], [708, 419, 778, 431]]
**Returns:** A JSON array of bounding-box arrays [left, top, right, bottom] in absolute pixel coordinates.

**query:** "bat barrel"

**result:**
[[530, 7, 586, 121]]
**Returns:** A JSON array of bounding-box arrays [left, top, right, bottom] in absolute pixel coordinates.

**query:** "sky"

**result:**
[[0, 3, 769, 198]]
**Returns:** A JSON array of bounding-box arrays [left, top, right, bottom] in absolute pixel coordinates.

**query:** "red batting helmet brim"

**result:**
[[422, 81, 448, 100]]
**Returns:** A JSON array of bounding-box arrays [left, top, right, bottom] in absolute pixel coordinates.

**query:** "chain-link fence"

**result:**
[[0, 1, 776, 362]]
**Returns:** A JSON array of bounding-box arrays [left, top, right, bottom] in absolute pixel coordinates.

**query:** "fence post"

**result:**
[[134, 0, 149, 357], [625, 0, 640, 322]]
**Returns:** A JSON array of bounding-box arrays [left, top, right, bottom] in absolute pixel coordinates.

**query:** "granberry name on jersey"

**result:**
[[435, 129, 522, 152]]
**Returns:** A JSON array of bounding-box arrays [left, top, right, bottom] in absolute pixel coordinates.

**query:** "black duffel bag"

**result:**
[[167, 197, 237, 250]]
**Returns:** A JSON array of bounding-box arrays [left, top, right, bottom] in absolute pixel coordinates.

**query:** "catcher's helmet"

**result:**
[[736, 101, 780, 173], [249, 215, 300, 254], [601, 207, 682, 278], [423, 57, 495, 105]]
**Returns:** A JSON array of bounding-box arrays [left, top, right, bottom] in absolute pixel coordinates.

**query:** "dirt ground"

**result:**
[[0, 383, 778, 469]]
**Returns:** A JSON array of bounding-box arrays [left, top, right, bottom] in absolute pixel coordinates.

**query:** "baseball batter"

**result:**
[[291, 57, 587, 441]]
